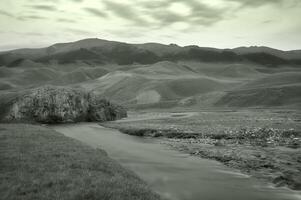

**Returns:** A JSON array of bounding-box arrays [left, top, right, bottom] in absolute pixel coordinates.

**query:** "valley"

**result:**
[[0, 38, 301, 199], [1, 39, 301, 110]]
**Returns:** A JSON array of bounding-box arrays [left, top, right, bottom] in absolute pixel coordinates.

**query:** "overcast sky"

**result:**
[[0, 0, 300, 51]]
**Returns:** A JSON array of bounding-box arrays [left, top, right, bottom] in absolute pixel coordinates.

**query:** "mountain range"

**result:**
[[0, 38, 300, 109]]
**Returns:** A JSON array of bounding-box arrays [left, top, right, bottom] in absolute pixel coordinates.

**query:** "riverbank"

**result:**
[[102, 109, 301, 191], [53, 122, 301, 200], [0, 123, 160, 200]]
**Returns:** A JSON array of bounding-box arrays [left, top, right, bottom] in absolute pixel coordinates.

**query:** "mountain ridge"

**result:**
[[1, 38, 300, 67], [1, 38, 300, 54], [0, 38, 300, 109]]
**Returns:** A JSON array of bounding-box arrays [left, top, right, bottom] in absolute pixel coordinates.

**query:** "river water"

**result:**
[[53, 123, 301, 200]]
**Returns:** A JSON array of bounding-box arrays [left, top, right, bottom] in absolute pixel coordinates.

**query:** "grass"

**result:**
[[0, 123, 160, 200], [117, 110, 301, 148], [102, 109, 301, 190], [104, 109, 301, 139]]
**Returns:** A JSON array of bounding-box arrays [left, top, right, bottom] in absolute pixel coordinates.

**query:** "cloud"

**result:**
[[57, 18, 77, 23], [0, 9, 47, 22], [27, 0, 60, 3], [24, 32, 45, 36], [144, 0, 225, 27], [0, 10, 14, 18], [106, 29, 144, 38], [65, 28, 93, 36], [28, 5, 57, 11], [96, 0, 294, 30], [1, 31, 45, 37], [262, 20, 274, 24], [84, 8, 107, 18], [28, 0, 59, 2], [17, 15, 47, 20], [175, 0, 224, 26], [102, 1, 148, 26], [99, 0, 225, 28], [226, 0, 284, 7], [29, 0, 83, 3], [151, 12, 186, 26]]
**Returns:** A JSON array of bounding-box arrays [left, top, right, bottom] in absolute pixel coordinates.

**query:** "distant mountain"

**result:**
[[0, 38, 301, 109], [233, 46, 301, 60], [1, 38, 300, 67]]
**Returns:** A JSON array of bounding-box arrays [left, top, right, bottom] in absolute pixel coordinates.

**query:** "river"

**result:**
[[53, 123, 301, 200]]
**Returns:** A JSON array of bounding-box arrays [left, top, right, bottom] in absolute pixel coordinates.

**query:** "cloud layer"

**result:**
[[0, 0, 300, 50]]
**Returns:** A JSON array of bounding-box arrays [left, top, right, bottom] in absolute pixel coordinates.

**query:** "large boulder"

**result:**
[[1, 86, 127, 123]]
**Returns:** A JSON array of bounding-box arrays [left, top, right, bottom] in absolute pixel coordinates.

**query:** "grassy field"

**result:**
[[0, 123, 160, 200], [102, 109, 301, 190]]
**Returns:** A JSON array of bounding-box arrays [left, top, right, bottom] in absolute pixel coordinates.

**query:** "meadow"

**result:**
[[0, 123, 160, 200], [102, 109, 301, 190]]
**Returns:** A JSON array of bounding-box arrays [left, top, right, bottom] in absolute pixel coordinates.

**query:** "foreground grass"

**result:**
[[0, 123, 160, 200]]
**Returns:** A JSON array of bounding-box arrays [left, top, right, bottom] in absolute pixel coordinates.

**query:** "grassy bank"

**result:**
[[0, 123, 160, 200], [102, 110, 301, 190]]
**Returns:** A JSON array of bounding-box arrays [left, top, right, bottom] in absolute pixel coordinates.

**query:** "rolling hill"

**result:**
[[0, 38, 300, 109]]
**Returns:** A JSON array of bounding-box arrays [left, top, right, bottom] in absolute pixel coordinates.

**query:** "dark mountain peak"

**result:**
[[234, 46, 282, 53], [1, 38, 300, 67], [184, 45, 199, 49], [37, 47, 105, 64], [47, 38, 122, 54], [233, 46, 301, 60]]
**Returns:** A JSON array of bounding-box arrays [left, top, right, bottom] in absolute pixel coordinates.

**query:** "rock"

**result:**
[[1, 85, 127, 123]]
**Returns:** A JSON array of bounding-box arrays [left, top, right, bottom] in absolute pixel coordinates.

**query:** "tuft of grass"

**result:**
[[118, 127, 199, 139], [118, 127, 157, 137], [0, 124, 160, 200]]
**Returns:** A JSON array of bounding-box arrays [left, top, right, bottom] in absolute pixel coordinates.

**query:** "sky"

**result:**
[[0, 0, 300, 51]]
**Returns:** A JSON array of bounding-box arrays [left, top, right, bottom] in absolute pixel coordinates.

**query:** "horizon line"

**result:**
[[1, 37, 300, 52]]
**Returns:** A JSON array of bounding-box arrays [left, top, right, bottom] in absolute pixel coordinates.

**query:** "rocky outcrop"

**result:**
[[2, 86, 127, 123]]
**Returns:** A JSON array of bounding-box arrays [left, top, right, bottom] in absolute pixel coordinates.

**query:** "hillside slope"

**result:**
[[0, 38, 300, 109]]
